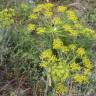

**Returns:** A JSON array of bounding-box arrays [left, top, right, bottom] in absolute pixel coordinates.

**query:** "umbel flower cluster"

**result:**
[[26, 3, 95, 94], [0, 8, 15, 28]]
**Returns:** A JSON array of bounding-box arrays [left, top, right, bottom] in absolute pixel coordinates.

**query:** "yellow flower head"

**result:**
[[43, 11, 53, 18], [83, 68, 91, 76], [74, 23, 82, 29], [66, 10, 77, 21], [45, 3, 54, 8], [39, 61, 49, 68], [27, 24, 36, 31], [76, 48, 85, 57], [32, 4, 44, 13], [73, 74, 89, 83], [53, 38, 63, 49], [44, 3, 54, 11], [82, 58, 92, 69], [68, 44, 76, 50], [70, 63, 80, 71], [29, 14, 38, 20], [0, 8, 15, 28], [63, 24, 78, 36], [61, 46, 69, 53], [40, 49, 52, 60], [36, 27, 46, 34], [69, 30, 78, 36], [51, 62, 69, 82], [55, 83, 68, 94], [50, 56, 57, 63], [52, 17, 62, 25], [63, 24, 72, 32], [82, 28, 95, 37], [57, 6, 66, 13]]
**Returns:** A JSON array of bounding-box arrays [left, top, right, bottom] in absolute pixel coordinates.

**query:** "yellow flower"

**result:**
[[63, 24, 78, 36], [33, 3, 53, 13], [0, 8, 15, 28], [39, 61, 49, 68], [43, 11, 53, 18], [82, 28, 95, 37], [70, 63, 80, 71], [61, 46, 69, 53], [73, 74, 89, 83], [40, 49, 52, 60], [40, 54, 57, 68], [63, 24, 72, 32], [44, 3, 54, 11], [83, 68, 91, 76], [36, 27, 46, 34], [74, 23, 82, 29], [51, 62, 69, 81], [68, 44, 76, 50], [76, 48, 85, 57], [57, 6, 66, 13], [73, 74, 82, 83], [53, 38, 63, 49], [55, 83, 68, 94], [82, 58, 92, 69], [66, 10, 77, 21], [45, 3, 54, 8], [29, 14, 38, 19], [52, 17, 62, 25], [27, 24, 36, 31], [50, 56, 57, 63], [69, 30, 78, 36], [32, 4, 44, 13]]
